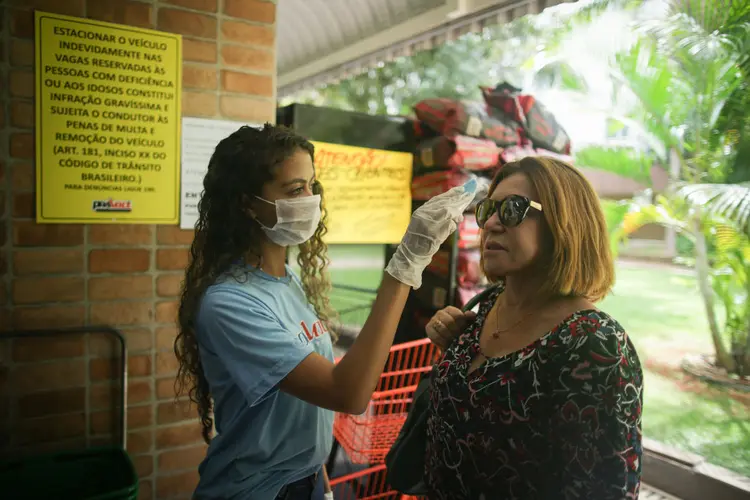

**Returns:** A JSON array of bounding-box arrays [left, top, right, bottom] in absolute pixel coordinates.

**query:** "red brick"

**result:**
[[11, 191, 33, 218], [10, 38, 34, 66], [222, 70, 273, 96], [12, 334, 85, 362], [156, 421, 202, 448], [155, 300, 178, 324], [157, 274, 183, 297], [224, 0, 275, 23], [10, 9, 34, 38], [158, 8, 216, 39], [89, 249, 150, 273], [9, 0, 85, 16], [156, 470, 199, 499], [157, 377, 182, 400], [0, 310, 10, 332], [220, 95, 275, 122], [157, 399, 193, 425], [10, 132, 34, 158], [13, 221, 84, 246], [221, 20, 274, 47], [164, 0, 217, 12], [90, 381, 151, 410], [182, 91, 216, 117], [158, 444, 206, 472], [91, 355, 152, 381], [138, 480, 153, 500], [88, 275, 153, 301], [88, 225, 153, 245], [221, 44, 274, 71], [156, 326, 177, 351], [132, 453, 154, 479], [89, 327, 152, 356], [156, 249, 189, 271], [17, 413, 86, 445], [12, 305, 86, 330], [90, 357, 115, 382], [129, 354, 152, 377], [11, 162, 34, 190], [129, 379, 153, 404], [183, 39, 217, 63], [18, 388, 86, 418], [86, 0, 153, 29], [157, 226, 195, 245], [183, 64, 217, 90], [156, 351, 179, 375], [90, 301, 152, 325], [128, 429, 153, 454], [13, 359, 86, 393], [13, 249, 83, 275], [9, 70, 34, 98], [91, 405, 152, 435], [12, 276, 84, 305], [10, 100, 34, 128]]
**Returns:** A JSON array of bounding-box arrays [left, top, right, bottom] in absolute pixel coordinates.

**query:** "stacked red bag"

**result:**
[[409, 83, 574, 309]]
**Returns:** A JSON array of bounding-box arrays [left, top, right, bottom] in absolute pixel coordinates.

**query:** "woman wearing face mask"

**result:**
[[423, 156, 643, 499], [175, 124, 476, 500]]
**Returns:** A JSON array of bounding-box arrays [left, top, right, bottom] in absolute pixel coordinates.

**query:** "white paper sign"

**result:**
[[180, 117, 258, 230]]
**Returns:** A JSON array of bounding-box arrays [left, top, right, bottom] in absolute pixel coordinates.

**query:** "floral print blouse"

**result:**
[[425, 286, 643, 499]]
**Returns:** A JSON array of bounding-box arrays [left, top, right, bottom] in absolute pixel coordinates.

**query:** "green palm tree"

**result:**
[[607, 3, 750, 373]]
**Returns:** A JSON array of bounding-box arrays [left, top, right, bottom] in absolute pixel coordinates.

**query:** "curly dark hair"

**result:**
[[175, 123, 337, 444]]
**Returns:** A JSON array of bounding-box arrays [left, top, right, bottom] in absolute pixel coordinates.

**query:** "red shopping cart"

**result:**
[[332, 338, 440, 465], [329, 464, 425, 500]]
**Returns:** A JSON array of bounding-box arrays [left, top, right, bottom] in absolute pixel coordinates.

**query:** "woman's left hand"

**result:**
[[426, 306, 477, 350]]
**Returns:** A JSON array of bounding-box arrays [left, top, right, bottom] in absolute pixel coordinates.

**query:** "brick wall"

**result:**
[[0, 1, 277, 499]]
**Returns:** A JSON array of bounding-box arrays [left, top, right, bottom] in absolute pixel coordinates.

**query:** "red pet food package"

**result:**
[[413, 99, 521, 147], [457, 249, 482, 288], [458, 283, 491, 309], [535, 148, 574, 163], [415, 135, 500, 172], [458, 214, 481, 249], [425, 248, 482, 289], [500, 144, 539, 163], [411, 168, 471, 201], [481, 84, 572, 155]]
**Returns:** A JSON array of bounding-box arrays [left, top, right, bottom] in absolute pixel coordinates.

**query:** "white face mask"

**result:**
[[255, 194, 322, 246]]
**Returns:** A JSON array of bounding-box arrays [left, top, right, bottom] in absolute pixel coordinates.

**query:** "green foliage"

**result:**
[[600, 198, 630, 233], [575, 145, 655, 184]]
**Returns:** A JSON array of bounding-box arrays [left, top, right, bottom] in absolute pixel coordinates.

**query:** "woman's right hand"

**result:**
[[385, 178, 478, 289], [426, 306, 477, 350]]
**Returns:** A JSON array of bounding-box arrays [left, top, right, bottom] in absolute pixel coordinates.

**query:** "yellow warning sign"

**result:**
[[312, 141, 413, 244], [35, 11, 182, 224]]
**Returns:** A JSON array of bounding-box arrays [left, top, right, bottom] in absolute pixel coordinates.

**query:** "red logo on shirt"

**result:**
[[296, 319, 329, 346]]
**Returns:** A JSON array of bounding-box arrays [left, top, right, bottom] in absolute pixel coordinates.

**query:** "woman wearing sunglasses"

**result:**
[[174, 123, 477, 500], [423, 156, 643, 499]]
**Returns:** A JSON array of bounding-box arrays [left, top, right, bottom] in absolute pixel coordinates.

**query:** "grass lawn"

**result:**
[[321, 247, 750, 477]]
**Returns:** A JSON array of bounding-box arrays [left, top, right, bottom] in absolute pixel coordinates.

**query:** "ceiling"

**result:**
[[276, 0, 571, 96]]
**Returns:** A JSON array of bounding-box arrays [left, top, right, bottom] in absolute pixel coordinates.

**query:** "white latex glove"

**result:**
[[386, 178, 478, 289]]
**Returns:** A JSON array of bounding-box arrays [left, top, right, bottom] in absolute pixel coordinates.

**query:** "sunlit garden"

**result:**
[[286, 0, 750, 482], [317, 246, 750, 477]]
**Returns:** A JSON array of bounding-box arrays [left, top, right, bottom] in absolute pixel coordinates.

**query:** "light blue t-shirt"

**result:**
[[193, 265, 335, 500]]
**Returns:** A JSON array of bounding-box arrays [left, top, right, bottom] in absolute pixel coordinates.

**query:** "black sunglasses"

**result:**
[[475, 195, 543, 229]]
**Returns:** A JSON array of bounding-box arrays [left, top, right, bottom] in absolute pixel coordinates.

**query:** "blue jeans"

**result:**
[[275, 470, 324, 500]]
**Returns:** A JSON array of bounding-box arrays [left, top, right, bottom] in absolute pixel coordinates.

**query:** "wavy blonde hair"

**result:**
[[482, 156, 615, 302]]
